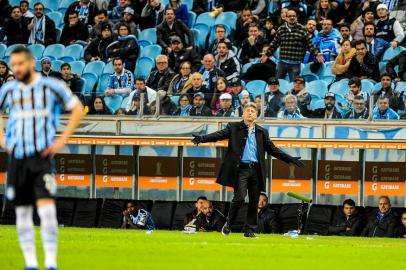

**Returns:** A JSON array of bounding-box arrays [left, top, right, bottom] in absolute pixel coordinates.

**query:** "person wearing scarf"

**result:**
[[173, 94, 192, 116], [277, 94, 304, 119], [28, 2, 56, 46]]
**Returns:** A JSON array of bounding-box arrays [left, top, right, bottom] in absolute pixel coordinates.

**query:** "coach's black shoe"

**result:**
[[221, 221, 231, 236], [244, 231, 257, 238]]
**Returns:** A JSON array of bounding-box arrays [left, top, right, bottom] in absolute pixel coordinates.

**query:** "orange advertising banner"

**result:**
[[0, 172, 5, 184], [271, 159, 312, 193], [56, 174, 91, 187], [182, 177, 221, 191], [138, 176, 178, 190], [0, 152, 6, 184], [365, 181, 405, 196], [138, 156, 178, 190], [271, 179, 311, 193], [317, 180, 358, 195], [182, 157, 222, 191], [317, 160, 360, 195], [95, 175, 133, 188]]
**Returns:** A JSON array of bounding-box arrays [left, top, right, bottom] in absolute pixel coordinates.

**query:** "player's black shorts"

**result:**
[[6, 155, 56, 206]]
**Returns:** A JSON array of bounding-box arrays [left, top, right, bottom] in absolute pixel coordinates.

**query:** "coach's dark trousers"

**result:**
[[227, 163, 260, 233]]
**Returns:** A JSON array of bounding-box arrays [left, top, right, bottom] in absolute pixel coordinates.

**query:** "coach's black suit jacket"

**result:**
[[201, 121, 297, 191]]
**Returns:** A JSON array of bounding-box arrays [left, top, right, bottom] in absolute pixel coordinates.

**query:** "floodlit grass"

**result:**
[[1, 225, 406, 270]]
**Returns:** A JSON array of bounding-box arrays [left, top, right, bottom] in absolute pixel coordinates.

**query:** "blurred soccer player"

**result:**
[[0, 47, 83, 270]]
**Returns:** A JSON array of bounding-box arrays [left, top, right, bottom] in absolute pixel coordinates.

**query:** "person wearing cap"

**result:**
[[264, 77, 285, 118], [287, 76, 311, 116], [363, 22, 390, 60], [207, 25, 231, 56], [89, 9, 114, 41], [277, 94, 304, 119], [242, 45, 277, 82], [147, 54, 175, 92], [309, 92, 342, 119], [198, 54, 226, 95], [346, 39, 380, 81], [386, 50, 406, 82], [105, 57, 134, 97], [40, 57, 61, 79], [60, 10, 89, 46], [0, 6, 30, 46], [215, 93, 235, 117], [240, 23, 268, 65], [127, 77, 157, 110], [211, 77, 231, 113], [189, 92, 213, 116], [110, 0, 131, 24], [156, 7, 194, 54], [85, 22, 115, 62], [236, 90, 252, 117], [373, 73, 405, 112], [229, 78, 244, 109], [64, 0, 99, 26], [113, 6, 138, 37], [373, 96, 400, 120], [167, 35, 201, 72], [376, 3, 404, 48], [215, 40, 241, 83], [351, 7, 375, 41]]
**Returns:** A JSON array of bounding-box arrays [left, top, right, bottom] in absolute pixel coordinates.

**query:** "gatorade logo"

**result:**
[[372, 183, 378, 191], [103, 175, 108, 183], [189, 178, 195, 185], [60, 174, 65, 181], [324, 181, 330, 189]]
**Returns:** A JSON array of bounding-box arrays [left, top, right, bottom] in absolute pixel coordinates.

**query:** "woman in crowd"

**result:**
[[167, 61, 193, 96], [173, 93, 192, 116], [331, 39, 356, 81], [0, 61, 15, 87], [210, 77, 231, 114], [315, 0, 338, 28], [88, 96, 112, 115]]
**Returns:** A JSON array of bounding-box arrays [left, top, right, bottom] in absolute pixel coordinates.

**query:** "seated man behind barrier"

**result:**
[[397, 212, 406, 238], [361, 196, 398, 237], [257, 193, 279, 234], [121, 202, 155, 230], [184, 196, 208, 226], [195, 200, 226, 232], [344, 95, 369, 119], [105, 57, 134, 97], [328, 199, 364, 236], [372, 96, 400, 120]]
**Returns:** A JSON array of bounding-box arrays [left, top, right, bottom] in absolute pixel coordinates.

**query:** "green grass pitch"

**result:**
[[1, 225, 406, 270]]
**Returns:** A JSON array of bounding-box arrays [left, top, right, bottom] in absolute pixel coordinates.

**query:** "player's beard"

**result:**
[[21, 71, 33, 84]]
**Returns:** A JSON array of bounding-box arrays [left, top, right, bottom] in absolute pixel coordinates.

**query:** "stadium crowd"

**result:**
[[0, 0, 406, 119]]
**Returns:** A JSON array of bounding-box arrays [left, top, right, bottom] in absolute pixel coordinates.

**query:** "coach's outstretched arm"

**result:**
[[192, 123, 232, 145], [42, 101, 84, 157]]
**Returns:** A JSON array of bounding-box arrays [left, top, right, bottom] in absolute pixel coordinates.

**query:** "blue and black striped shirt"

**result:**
[[0, 74, 78, 159]]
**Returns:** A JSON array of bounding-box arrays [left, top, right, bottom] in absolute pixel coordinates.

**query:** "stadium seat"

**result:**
[[43, 44, 65, 60], [28, 44, 45, 60], [171, 201, 195, 230], [35, 60, 42, 71], [103, 61, 114, 75], [1, 200, 15, 225], [56, 27, 62, 43], [278, 203, 309, 233], [72, 199, 103, 227], [304, 205, 335, 235], [361, 79, 375, 94], [138, 40, 153, 48], [104, 95, 123, 113], [134, 57, 155, 79], [47, 11, 63, 27], [63, 44, 83, 60], [140, 45, 162, 60], [329, 80, 349, 96], [56, 197, 77, 226], [195, 12, 216, 27], [396, 81, 406, 93], [278, 79, 292, 94], [4, 44, 25, 58], [306, 80, 328, 99], [215, 12, 238, 30], [138, 28, 157, 44], [59, 56, 75, 62], [242, 62, 253, 73], [245, 80, 268, 98], [81, 72, 98, 97], [0, 43, 6, 59], [183, 0, 193, 10], [51, 59, 64, 72], [301, 63, 320, 82], [58, 0, 77, 9], [230, 203, 248, 232], [309, 98, 325, 111], [42, 0, 59, 12], [192, 24, 210, 48], [121, 96, 129, 109], [97, 73, 110, 96], [83, 60, 106, 78], [98, 199, 127, 228], [382, 46, 406, 62], [70, 61, 85, 75], [187, 10, 197, 28], [151, 201, 177, 230]]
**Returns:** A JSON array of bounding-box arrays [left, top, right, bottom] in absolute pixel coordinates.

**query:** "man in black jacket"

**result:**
[[307, 93, 342, 119], [264, 77, 284, 118], [386, 50, 406, 81], [240, 23, 268, 65], [361, 196, 399, 238], [167, 36, 201, 73], [346, 39, 380, 81], [257, 193, 279, 234], [84, 23, 115, 62], [373, 73, 405, 112], [328, 199, 364, 236], [184, 196, 208, 225], [189, 92, 212, 116], [146, 54, 174, 91], [60, 11, 89, 46], [214, 40, 241, 83], [195, 200, 226, 232], [192, 103, 303, 238], [28, 2, 56, 46], [0, 6, 30, 45], [64, 0, 99, 26]]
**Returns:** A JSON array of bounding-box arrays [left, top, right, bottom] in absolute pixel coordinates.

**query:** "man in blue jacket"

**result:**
[[372, 96, 400, 119]]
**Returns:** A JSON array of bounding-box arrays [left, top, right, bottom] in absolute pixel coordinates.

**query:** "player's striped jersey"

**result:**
[[0, 73, 78, 159]]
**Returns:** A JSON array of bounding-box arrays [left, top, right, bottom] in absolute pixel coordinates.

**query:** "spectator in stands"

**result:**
[[372, 96, 400, 119], [315, 0, 338, 27], [198, 54, 225, 95], [277, 95, 304, 119], [156, 90, 177, 115], [60, 11, 90, 46], [312, 19, 340, 64], [189, 92, 213, 116], [351, 7, 375, 41], [195, 200, 226, 232], [64, 0, 99, 26], [362, 195, 398, 237], [240, 23, 268, 64], [115, 108, 126, 115], [287, 76, 311, 116], [110, 0, 131, 24], [0, 61, 14, 87], [0, 0, 11, 27], [85, 23, 115, 62], [147, 54, 175, 91], [386, 50, 406, 82], [89, 9, 114, 40], [344, 95, 369, 119], [215, 93, 235, 117], [376, 4, 404, 48], [60, 63, 85, 104], [269, 9, 322, 82], [335, 23, 352, 54], [236, 90, 252, 117], [184, 196, 208, 225], [229, 78, 244, 109], [235, 7, 257, 47], [107, 22, 139, 72], [374, 73, 405, 112], [346, 39, 380, 81], [20, 0, 34, 19], [0, 6, 30, 45], [345, 77, 370, 108], [217, 0, 247, 11], [140, 0, 165, 29], [40, 57, 61, 79], [335, 0, 360, 25], [242, 46, 276, 82], [165, 0, 188, 25], [192, 0, 214, 15], [105, 57, 134, 97], [328, 199, 364, 236], [207, 25, 229, 56], [255, 95, 263, 116], [28, 2, 56, 46], [215, 40, 241, 83], [156, 7, 193, 54], [172, 93, 192, 116], [332, 40, 355, 81], [309, 92, 342, 119], [167, 36, 200, 72], [263, 78, 284, 118], [121, 202, 155, 230], [363, 22, 390, 60], [257, 193, 279, 234], [113, 7, 138, 36], [211, 77, 230, 112], [248, 0, 268, 19], [306, 19, 317, 40], [186, 72, 208, 99], [263, 17, 276, 44], [397, 212, 406, 238], [127, 77, 157, 109], [167, 61, 193, 96], [126, 92, 151, 115], [88, 96, 112, 114]]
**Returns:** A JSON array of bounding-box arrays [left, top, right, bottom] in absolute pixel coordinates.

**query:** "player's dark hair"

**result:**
[[343, 199, 355, 207], [10, 46, 33, 59]]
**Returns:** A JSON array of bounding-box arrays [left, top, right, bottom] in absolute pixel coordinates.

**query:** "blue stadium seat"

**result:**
[[140, 45, 162, 60], [138, 40, 152, 48], [278, 79, 292, 94], [63, 44, 83, 60], [57, 7, 68, 15], [382, 46, 406, 62], [170, 96, 180, 105], [361, 79, 375, 94], [242, 62, 253, 73], [59, 56, 75, 62], [83, 60, 106, 78], [97, 73, 110, 96], [192, 24, 210, 48], [56, 28, 62, 43], [104, 96, 123, 114], [138, 28, 157, 44], [195, 12, 216, 27], [103, 61, 114, 75], [307, 80, 328, 99], [4, 44, 25, 58], [301, 63, 320, 82], [121, 96, 129, 109], [70, 61, 85, 75], [320, 61, 336, 85], [396, 81, 406, 93], [134, 57, 155, 79], [191, 29, 202, 49], [215, 12, 238, 30], [27, 44, 45, 60], [329, 80, 349, 96], [42, 0, 59, 12], [35, 60, 42, 72], [47, 11, 63, 27], [187, 11, 197, 28], [43, 44, 65, 60], [183, 0, 193, 10], [51, 59, 64, 72], [81, 73, 98, 97], [309, 98, 325, 111], [58, 0, 76, 9], [0, 43, 7, 59], [77, 77, 86, 94], [379, 61, 387, 74], [245, 80, 267, 97]]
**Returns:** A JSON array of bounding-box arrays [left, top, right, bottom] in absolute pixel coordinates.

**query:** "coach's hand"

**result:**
[[191, 134, 203, 146], [41, 137, 66, 158], [291, 157, 305, 168]]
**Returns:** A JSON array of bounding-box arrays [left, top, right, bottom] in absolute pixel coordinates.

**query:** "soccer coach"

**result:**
[[192, 102, 304, 238]]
